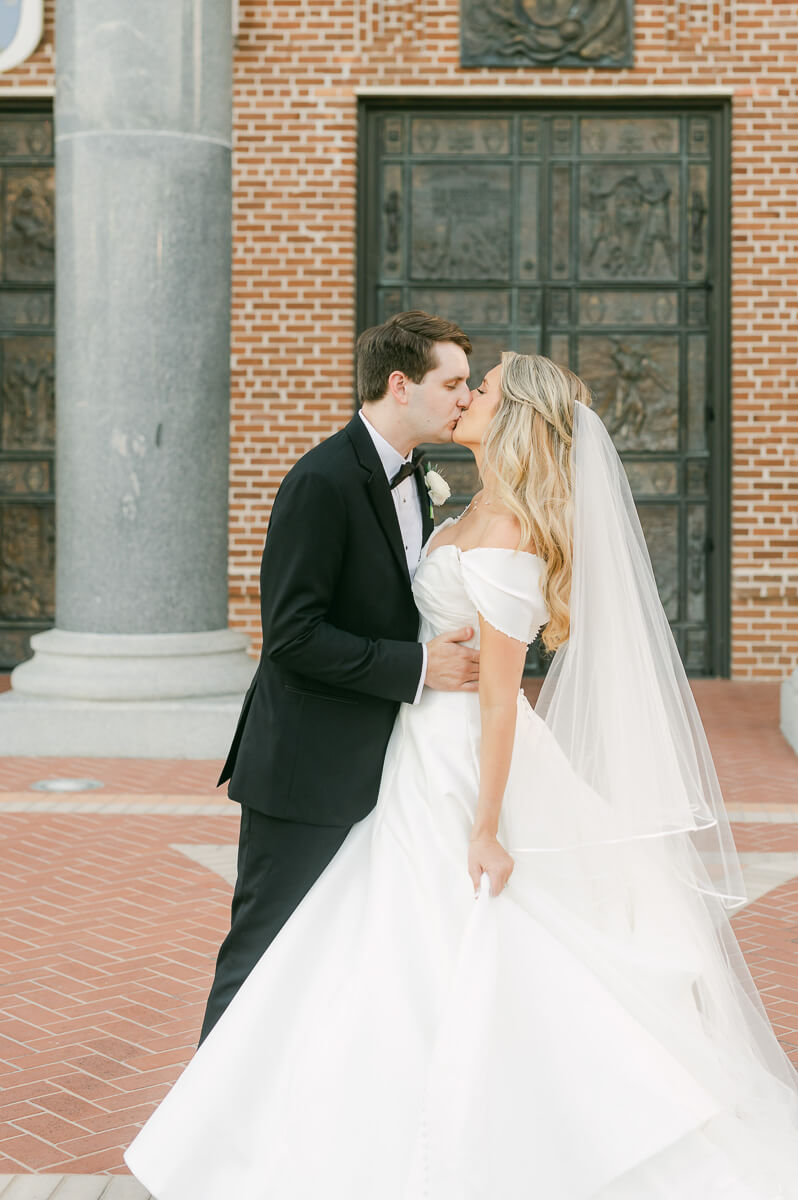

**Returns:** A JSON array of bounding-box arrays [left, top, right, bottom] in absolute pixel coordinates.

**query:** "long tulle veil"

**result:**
[[533, 402, 745, 907], [511, 400, 798, 1127]]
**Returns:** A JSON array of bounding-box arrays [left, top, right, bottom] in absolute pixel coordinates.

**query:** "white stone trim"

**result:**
[[0, 0, 43, 75], [738, 853, 798, 906], [173, 843, 238, 884], [354, 85, 735, 98], [781, 670, 798, 755], [0, 84, 53, 97], [0, 1178, 152, 1199], [0, 799, 228, 814]]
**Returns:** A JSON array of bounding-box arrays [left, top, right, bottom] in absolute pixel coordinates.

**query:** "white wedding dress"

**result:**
[[125, 520, 798, 1199]]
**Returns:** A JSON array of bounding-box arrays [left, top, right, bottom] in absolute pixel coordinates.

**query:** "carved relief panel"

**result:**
[[0, 109, 55, 668], [410, 164, 512, 281], [579, 163, 679, 281], [461, 0, 634, 68], [365, 104, 724, 672]]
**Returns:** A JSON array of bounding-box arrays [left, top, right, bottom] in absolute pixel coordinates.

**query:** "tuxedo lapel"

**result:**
[[414, 461, 435, 546], [345, 415, 411, 585]]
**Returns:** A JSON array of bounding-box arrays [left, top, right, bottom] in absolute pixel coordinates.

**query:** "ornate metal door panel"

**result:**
[[359, 104, 729, 674], [0, 106, 55, 669]]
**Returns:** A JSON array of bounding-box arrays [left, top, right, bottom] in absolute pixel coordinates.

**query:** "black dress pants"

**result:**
[[199, 803, 351, 1045]]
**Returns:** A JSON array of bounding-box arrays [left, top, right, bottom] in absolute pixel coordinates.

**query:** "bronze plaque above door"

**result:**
[[358, 102, 730, 675], [0, 104, 55, 670]]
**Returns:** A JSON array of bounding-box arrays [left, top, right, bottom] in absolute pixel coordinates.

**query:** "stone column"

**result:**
[[0, 0, 254, 756]]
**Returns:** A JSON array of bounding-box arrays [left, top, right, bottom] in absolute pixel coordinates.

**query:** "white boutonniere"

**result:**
[[424, 465, 450, 507]]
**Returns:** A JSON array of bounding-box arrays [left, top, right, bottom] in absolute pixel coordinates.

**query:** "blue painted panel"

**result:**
[[0, 1, 22, 52]]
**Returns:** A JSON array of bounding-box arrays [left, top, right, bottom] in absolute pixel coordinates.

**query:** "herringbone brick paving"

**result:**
[[0, 681, 795, 1175], [0, 814, 236, 1174]]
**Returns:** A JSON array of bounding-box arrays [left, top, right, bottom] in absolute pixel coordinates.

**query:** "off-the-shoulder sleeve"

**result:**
[[460, 549, 548, 644]]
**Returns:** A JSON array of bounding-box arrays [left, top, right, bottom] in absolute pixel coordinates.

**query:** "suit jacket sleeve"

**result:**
[[259, 468, 424, 704]]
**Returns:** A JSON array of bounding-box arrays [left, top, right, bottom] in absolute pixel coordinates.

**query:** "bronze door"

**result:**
[[0, 105, 55, 670], [358, 103, 730, 675]]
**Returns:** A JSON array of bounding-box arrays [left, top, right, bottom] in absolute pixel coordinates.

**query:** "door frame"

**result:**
[[356, 95, 732, 676]]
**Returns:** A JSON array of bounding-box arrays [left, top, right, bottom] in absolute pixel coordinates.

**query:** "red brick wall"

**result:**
[[8, 2, 797, 680], [228, 0, 798, 680]]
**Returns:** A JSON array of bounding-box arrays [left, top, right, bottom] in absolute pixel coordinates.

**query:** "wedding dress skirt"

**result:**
[[125, 536, 798, 1199]]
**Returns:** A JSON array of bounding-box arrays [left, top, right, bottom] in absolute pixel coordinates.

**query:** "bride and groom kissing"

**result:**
[[126, 310, 798, 1198], [200, 309, 482, 1041]]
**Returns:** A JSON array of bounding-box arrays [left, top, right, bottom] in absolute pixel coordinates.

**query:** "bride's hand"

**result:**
[[468, 833, 514, 898]]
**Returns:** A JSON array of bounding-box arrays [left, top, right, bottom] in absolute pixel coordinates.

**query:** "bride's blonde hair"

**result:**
[[482, 352, 592, 652]]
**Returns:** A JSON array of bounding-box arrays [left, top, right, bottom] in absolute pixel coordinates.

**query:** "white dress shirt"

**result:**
[[359, 410, 428, 703]]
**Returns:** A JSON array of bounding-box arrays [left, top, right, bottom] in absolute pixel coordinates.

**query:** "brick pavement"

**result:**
[[0, 812, 237, 1175], [0, 680, 795, 1181]]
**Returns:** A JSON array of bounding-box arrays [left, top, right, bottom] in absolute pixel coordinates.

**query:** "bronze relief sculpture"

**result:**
[[461, 0, 634, 68]]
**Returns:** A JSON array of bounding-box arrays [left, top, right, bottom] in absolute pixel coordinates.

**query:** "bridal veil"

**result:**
[[499, 399, 798, 1125]]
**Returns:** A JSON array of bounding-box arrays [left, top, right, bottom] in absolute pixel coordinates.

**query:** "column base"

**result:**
[[1, 627, 256, 757], [10, 628, 254, 700], [781, 669, 798, 755]]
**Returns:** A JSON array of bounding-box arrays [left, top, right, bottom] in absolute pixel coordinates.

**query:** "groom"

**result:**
[[200, 311, 478, 1042]]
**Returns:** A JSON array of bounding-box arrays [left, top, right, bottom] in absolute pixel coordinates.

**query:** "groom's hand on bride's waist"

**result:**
[[425, 628, 479, 692]]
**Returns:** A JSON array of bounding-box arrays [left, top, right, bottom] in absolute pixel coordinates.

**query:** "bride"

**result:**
[[125, 353, 798, 1198]]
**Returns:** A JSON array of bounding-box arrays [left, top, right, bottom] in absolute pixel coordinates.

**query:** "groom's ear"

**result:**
[[386, 369, 410, 405]]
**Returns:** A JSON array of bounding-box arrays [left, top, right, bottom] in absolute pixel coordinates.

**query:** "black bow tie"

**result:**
[[390, 451, 425, 490]]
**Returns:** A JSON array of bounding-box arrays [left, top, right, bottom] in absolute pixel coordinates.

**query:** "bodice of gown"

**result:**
[[412, 520, 548, 649]]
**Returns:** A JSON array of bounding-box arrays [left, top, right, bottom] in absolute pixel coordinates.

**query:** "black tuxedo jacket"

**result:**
[[218, 414, 434, 827]]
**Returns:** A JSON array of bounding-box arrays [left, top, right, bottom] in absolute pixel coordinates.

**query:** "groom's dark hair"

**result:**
[[356, 311, 472, 405]]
